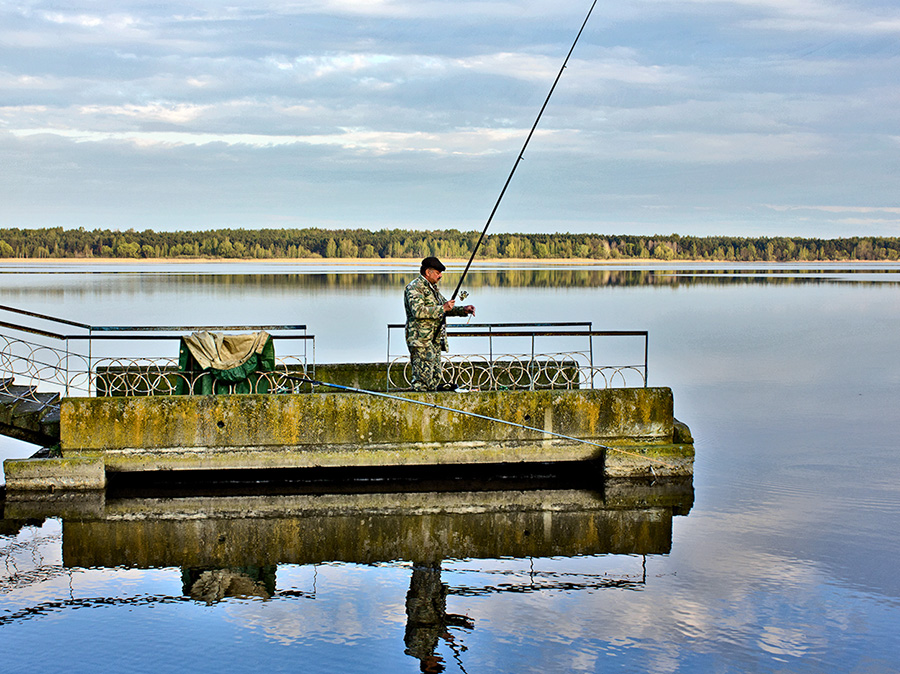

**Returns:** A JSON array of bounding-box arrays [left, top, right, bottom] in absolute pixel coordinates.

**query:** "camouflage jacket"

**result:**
[[404, 274, 467, 350]]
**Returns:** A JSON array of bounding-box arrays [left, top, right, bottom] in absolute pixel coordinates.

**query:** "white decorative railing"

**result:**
[[386, 322, 649, 391], [0, 309, 650, 409], [0, 304, 314, 405]]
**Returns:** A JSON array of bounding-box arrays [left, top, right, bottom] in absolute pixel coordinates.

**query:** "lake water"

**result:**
[[1, 262, 899, 673]]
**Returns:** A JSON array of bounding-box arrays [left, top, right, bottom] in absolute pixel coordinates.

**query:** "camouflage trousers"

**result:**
[[408, 343, 442, 391]]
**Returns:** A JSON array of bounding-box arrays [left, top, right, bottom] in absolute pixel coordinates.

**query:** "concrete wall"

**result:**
[[62, 387, 673, 450], [4, 387, 693, 489], [3, 456, 106, 491], [51, 387, 691, 480]]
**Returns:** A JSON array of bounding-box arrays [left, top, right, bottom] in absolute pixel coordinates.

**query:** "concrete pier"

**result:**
[[4, 387, 693, 490]]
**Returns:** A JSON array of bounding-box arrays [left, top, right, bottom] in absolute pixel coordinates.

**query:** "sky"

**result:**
[[1, 0, 898, 238]]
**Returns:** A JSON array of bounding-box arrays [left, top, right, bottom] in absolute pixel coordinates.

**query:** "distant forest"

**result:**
[[1, 227, 899, 262]]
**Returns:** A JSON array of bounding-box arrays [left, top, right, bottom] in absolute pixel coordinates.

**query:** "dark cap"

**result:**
[[420, 256, 445, 273]]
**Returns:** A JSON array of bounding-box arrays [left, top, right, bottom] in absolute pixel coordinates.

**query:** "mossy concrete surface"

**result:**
[[5, 387, 693, 489], [3, 456, 106, 490], [314, 363, 390, 392], [61, 387, 674, 450]]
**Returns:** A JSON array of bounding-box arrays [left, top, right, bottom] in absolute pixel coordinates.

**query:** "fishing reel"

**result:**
[[458, 290, 472, 323]]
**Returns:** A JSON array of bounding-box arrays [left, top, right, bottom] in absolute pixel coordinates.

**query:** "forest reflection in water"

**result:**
[[2, 476, 692, 672], [2, 264, 899, 303]]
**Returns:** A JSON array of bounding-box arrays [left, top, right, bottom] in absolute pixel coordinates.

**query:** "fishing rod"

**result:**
[[286, 375, 680, 470], [450, 0, 599, 302]]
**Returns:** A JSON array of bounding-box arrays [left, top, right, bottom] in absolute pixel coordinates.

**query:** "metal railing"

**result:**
[[0, 306, 649, 408], [386, 322, 648, 391], [0, 304, 314, 402]]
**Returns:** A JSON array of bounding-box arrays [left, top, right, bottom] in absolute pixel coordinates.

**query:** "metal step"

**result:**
[[12, 391, 62, 417], [0, 377, 62, 446], [0, 384, 38, 405]]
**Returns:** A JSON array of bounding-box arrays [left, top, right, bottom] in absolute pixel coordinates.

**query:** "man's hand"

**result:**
[[443, 299, 456, 312], [463, 305, 475, 316]]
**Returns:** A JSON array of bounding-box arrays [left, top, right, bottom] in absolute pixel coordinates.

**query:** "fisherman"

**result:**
[[404, 256, 475, 391]]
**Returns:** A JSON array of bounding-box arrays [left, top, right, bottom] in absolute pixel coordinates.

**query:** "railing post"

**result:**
[[386, 325, 392, 392], [529, 332, 535, 391], [589, 332, 594, 390], [64, 337, 70, 396], [489, 325, 495, 390], [88, 326, 94, 397], [644, 332, 649, 387], [311, 339, 317, 391], [588, 322, 593, 390]]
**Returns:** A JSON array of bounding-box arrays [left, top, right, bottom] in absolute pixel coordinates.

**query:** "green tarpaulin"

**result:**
[[177, 332, 275, 395]]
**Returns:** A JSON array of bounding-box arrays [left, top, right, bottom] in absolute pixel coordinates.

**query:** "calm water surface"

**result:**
[[1, 262, 899, 673]]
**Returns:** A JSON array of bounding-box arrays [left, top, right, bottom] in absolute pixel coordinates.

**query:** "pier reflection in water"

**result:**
[[4, 477, 691, 672]]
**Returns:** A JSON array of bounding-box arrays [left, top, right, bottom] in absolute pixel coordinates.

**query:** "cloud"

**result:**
[[581, 130, 830, 163], [7, 124, 529, 157], [39, 10, 141, 31], [765, 205, 900, 214], [639, 0, 900, 35], [75, 103, 211, 124], [0, 0, 898, 235]]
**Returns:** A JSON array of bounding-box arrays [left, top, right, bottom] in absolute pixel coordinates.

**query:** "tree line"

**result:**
[[1, 227, 899, 262]]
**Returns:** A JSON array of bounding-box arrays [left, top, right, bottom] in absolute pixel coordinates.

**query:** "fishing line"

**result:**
[[286, 375, 680, 470], [451, 0, 599, 301]]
